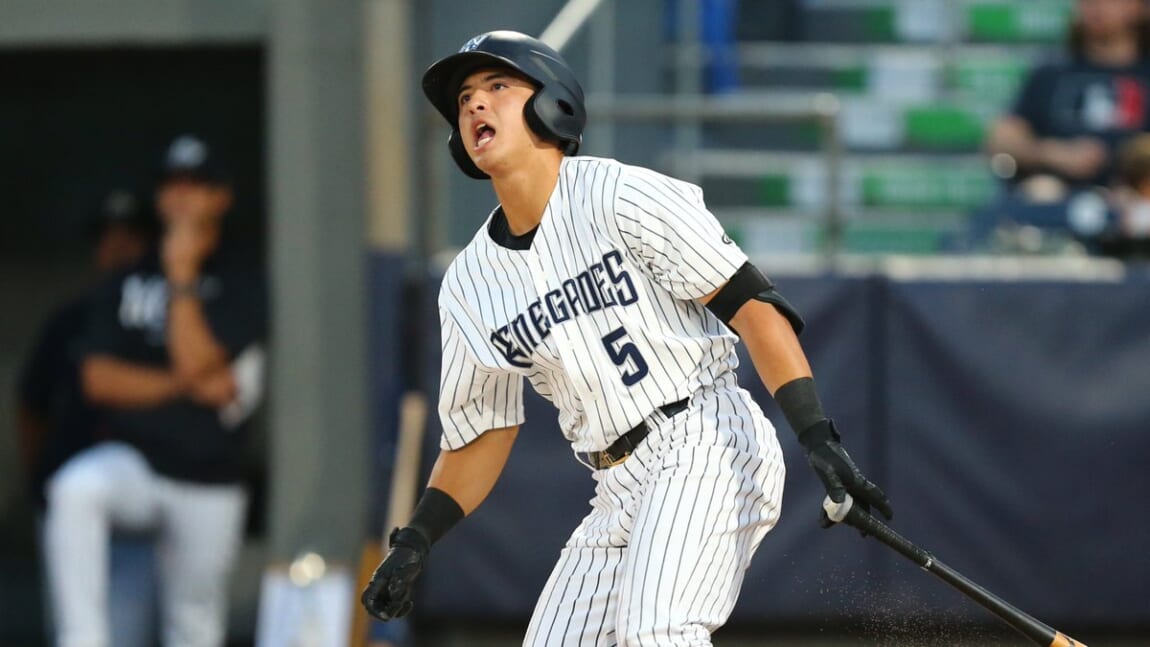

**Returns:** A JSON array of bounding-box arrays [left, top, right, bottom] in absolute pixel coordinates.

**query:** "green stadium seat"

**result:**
[[903, 104, 988, 149], [859, 160, 996, 209], [966, 0, 1073, 43], [836, 221, 956, 254], [949, 54, 1031, 106]]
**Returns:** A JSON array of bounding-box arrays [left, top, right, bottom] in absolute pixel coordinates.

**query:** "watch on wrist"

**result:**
[[168, 281, 201, 299]]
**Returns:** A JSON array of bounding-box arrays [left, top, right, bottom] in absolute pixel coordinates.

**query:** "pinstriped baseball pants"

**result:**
[[43, 442, 247, 647], [525, 378, 786, 646]]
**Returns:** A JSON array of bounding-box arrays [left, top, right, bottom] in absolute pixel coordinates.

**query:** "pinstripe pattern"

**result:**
[[436, 156, 786, 644], [523, 378, 785, 646], [438, 157, 746, 452]]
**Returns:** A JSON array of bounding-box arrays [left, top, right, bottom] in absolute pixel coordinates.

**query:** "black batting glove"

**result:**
[[361, 527, 430, 621], [798, 419, 893, 525]]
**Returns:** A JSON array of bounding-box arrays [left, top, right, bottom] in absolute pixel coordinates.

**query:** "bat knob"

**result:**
[[822, 494, 854, 524]]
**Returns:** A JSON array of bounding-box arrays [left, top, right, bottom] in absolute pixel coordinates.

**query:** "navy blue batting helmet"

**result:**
[[422, 30, 586, 179]]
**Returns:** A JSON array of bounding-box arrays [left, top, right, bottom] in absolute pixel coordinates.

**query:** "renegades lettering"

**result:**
[[490, 249, 637, 367]]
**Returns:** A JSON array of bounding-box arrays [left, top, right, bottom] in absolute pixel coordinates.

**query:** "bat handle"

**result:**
[[823, 495, 935, 568]]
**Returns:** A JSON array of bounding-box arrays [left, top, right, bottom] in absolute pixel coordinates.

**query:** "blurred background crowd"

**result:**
[[1, 1, 1149, 646]]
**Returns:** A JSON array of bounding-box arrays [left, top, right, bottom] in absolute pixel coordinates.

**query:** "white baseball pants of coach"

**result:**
[[525, 378, 786, 646], [43, 441, 247, 647]]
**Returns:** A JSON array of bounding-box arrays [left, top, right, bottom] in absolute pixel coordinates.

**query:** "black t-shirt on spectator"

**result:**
[[1012, 56, 1150, 185], [82, 248, 267, 484]]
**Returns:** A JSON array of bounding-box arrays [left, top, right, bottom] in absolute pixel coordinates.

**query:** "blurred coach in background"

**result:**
[[43, 134, 267, 647]]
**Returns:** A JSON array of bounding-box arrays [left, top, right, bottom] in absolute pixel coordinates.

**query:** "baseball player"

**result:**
[[362, 31, 892, 645]]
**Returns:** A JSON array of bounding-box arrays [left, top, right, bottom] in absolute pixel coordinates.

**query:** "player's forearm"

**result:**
[[426, 425, 519, 516], [985, 116, 1047, 171], [82, 355, 187, 408], [728, 300, 813, 395], [166, 292, 230, 382]]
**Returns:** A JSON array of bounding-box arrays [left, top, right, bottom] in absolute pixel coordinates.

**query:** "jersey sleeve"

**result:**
[[1010, 64, 1052, 135], [611, 166, 747, 300], [437, 307, 525, 450]]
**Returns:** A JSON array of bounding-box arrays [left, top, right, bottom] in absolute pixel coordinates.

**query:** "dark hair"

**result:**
[[1067, 8, 1150, 59]]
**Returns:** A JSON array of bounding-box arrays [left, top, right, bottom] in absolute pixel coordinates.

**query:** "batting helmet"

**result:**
[[421, 30, 586, 179]]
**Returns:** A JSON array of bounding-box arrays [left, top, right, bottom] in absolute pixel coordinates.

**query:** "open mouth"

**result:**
[[474, 122, 496, 149]]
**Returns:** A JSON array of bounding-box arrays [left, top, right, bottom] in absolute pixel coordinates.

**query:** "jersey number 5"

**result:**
[[602, 326, 649, 386]]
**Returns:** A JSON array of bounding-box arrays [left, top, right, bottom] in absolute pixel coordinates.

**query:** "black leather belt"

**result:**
[[583, 398, 690, 469]]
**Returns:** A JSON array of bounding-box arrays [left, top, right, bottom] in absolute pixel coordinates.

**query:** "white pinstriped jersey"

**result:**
[[437, 156, 748, 453]]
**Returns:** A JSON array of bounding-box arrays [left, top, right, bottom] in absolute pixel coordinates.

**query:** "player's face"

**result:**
[[95, 225, 149, 273], [1077, 0, 1145, 40], [456, 67, 546, 175], [156, 177, 232, 229]]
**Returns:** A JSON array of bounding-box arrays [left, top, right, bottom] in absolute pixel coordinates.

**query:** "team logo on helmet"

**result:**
[[460, 34, 489, 53]]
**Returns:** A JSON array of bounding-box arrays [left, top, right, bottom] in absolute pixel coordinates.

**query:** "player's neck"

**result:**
[[490, 154, 562, 235]]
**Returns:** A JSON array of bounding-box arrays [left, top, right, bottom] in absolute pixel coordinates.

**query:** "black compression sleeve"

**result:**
[[773, 376, 827, 436], [406, 487, 465, 546]]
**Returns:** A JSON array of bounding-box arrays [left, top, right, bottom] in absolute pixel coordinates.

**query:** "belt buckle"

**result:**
[[601, 450, 630, 469]]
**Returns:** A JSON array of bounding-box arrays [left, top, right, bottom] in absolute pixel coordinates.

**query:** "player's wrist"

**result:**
[[773, 376, 827, 438], [406, 487, 465, 547], [168, 279, 202, 300], [796, 418, 840, 452], [169, 369, 196, 397], [389, 526, 430, 555]]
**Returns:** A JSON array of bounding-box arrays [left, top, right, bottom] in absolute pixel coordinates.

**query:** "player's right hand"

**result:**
[[187, 367, 238, 408], [361, 527, 429, 621]]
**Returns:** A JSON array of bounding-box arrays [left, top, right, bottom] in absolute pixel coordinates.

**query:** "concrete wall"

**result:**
[[0, 0, 265, 44]]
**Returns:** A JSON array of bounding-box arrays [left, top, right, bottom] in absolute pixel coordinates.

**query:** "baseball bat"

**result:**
[[823, 495, 1087, 647], [351, 392, 428, 646]]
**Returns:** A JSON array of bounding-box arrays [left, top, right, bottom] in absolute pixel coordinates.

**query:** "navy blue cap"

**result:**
[[87, 189, 154, 238], [159, 134, 232, 186]]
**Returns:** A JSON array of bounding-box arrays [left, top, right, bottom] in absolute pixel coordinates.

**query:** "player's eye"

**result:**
[[491, 82, 507, 91], [458, 93, 470, 106]]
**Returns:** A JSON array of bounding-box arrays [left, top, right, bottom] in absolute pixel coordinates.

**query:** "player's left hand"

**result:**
[[797, 419, 893, 524], [361, 527, 429, 621]]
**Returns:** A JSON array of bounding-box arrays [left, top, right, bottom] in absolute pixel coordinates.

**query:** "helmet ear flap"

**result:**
[[524, 93, 581, 156], [448, 130, 489, 179]]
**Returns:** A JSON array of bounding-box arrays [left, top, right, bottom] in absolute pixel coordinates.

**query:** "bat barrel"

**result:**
[[841, 506, 1084, 647], [929, 557, 1059, 645]]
